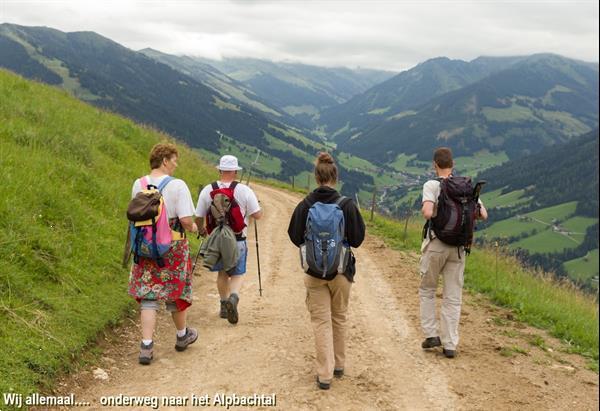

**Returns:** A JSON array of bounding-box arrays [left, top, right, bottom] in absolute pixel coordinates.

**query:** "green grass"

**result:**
[[389, 153, 429, 174], [367, 106, 391, 115], [453, 150, 508, 175], [564, 249, 599, 283], [481, 104, 540, 123], [213, 134, 283, 176], [480, 188, 530, 209], [525, 201, 577, 223], [481, 216, 545, 239], [561, 216, 598, 234], [264, 133, 314, 164], [364, 211, 599, 370], [0, 69, 215, 399], [267, 124, 326, 151], [511, 229, 580, 253], [337, 152, 399, 188], [537, 109, 591, 137], [386, 110, 417, 121]]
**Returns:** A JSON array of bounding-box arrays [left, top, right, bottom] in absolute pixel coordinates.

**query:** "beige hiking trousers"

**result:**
[[419, 237, 465, 350], [304, 273, 352, 383]]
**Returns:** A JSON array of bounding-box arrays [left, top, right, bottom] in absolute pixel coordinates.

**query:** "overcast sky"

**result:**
[[1, 0, 598, 71]]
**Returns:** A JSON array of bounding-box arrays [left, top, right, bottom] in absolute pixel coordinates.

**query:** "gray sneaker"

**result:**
[[225, 293, 239, 324], [220, 300, 228, 319], [138, 341, 153, 365], [175, 328, 198, 352]]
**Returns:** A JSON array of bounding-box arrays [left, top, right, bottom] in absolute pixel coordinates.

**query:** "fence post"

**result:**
[[307, 175, 310, 193], [403, 212, 410, 242], [495, 241, 499, 293], [370, 188, 377, 221]]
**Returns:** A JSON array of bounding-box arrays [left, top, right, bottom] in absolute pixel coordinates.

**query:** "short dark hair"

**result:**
[[433, 147, 453, 169], [149, 143, 179, 169]]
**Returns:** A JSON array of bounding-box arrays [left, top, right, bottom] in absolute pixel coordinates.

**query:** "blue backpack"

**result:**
[[300, 196, 351, 278]]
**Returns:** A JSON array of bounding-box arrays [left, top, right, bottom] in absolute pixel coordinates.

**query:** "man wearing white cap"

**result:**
[[195, 155, 262, 324]]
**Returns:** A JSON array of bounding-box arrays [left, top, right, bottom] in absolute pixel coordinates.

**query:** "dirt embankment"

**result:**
[[57, 184, 598, 410]]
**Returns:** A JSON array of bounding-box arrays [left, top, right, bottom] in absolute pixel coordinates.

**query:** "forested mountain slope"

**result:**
[[0, 24, 321, 179], [339, 54, 598, 162], [201, 57, 395, 126], [319, 56, 525, 141], [477, 129, 599, 289]]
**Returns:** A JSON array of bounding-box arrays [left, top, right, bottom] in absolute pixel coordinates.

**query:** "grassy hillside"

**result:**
[[0, 23, 327, 182], [475, 130, 599, 286], [0, 69, 217, 396]]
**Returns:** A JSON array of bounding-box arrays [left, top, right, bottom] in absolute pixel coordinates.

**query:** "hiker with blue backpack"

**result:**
[[126, 143, 199, 365], [420, 147, 488, 358], [287, 152, 365, 390], [195, 155, 262, 325]]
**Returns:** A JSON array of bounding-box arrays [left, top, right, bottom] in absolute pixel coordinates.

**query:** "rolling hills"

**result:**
[[201, 57, 395, 126], [335, 54, 598, 162]]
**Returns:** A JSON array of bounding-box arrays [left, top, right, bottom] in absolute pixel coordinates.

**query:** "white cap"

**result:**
[[216, 155, 242, 171]]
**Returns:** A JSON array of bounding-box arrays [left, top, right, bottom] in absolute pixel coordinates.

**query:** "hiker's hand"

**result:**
[[190, 222, 199, 233], [198, 226, 207, 237]]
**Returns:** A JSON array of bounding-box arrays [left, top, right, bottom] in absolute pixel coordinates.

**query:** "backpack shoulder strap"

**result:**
[[157, 176, 174, 193], [229, 181, 238, 191], [211, 181, 219, 191], [139, 176, 149, 190], [335, 195, 350, 207]]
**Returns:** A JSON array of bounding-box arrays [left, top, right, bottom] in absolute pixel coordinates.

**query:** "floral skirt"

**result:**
[[128, 239, 193, 311]]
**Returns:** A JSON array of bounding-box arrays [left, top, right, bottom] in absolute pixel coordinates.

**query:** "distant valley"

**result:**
[[1, 22, 597, 289]]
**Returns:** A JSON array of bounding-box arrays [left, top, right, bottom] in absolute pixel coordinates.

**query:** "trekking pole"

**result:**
[[254, 217, 263, 296], [370, 188, 377, 221], [192, 238, 204, 276], [121, 225, 132, 268]]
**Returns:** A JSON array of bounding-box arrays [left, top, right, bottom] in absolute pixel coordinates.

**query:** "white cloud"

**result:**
[[1, 0, 597, 70]]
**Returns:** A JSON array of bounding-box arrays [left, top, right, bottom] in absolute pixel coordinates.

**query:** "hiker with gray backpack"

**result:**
[[419, 147, 488, 358], [126, 143, 199, 365], [195, 155, 262, 324], [287, 152, 365, 390]]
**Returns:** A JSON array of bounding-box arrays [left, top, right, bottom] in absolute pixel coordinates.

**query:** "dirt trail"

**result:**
[[61, 184, 598, 410]]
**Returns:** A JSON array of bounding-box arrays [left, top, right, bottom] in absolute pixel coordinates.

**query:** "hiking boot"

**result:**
[[334, 368, 344, 378], [443, 348, 456, 358], [175, 327, 198, 352], [219, 300, 228, 319], [316, 376, 330, 390], [225, 293, 239, 324], [421, 336, 442, 349], [138, 341, 153, 365]]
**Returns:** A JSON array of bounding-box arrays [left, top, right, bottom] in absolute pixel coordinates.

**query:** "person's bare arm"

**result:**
[[251, 210, 263, 220], [180, 216, 198, 233], [478, 203, 488, 220], [194, 216, 207, 237], [421, 201, 434, 220]]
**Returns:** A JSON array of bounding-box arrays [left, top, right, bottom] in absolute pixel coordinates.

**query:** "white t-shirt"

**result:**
[[131, 175, 195, 220], [195, 181, 261, 236]]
